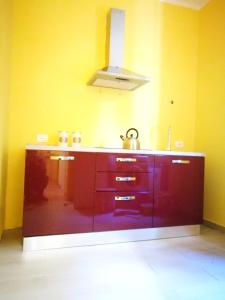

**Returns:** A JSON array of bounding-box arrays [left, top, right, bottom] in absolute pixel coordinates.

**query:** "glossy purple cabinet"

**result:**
[[23, 150, 204, 237], [153, 155, 204, 227], [23, 150, 96, 237], [94, 153, 154, 232]]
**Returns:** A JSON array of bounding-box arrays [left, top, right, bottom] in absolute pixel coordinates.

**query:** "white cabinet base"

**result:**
[[23, 225, 200, 251]]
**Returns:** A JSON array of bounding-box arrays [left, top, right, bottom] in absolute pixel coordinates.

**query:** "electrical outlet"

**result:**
[[175, 141, 184, 148], [37, 134, 48, 143]]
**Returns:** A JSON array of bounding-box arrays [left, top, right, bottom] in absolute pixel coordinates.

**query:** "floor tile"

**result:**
[[0, 226, 225, 300]]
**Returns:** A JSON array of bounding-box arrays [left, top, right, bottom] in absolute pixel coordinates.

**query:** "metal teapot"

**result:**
[[120, 128, 140, 150]]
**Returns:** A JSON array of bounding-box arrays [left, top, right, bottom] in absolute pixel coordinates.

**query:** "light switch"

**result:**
[[175, 141, 184, 148], [37, 134, 48, 143]]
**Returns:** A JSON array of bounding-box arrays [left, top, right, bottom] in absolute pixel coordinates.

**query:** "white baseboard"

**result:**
[[23, 225, 200, 251]]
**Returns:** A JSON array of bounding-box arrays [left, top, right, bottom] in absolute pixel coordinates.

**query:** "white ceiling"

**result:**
[[160, 0, 211, 10]]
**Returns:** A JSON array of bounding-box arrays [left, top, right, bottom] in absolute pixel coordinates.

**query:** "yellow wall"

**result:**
[[0, 0, 11, 236], [158, 4, 198, 150], [195, 0, 225, 227], [4, 0, 200, 229]]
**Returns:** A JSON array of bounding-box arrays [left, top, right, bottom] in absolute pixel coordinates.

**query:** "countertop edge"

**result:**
[[25, 145, 205, 157]]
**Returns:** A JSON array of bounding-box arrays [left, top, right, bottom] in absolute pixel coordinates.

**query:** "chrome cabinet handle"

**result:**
[[50, 156, 75, 161], [115, 196, 136, 201], [115, 176, 136, 181], [116, 158, 137, 162], [172, 160, 190, 164]]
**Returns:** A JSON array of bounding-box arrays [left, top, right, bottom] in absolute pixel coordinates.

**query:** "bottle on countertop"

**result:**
[[71, 131, 81, 147], [58, 131, 68, 147]]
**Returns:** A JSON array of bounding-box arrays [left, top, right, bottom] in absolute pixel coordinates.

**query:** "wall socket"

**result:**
[[175, 140, 184, 148], [37, 134, 48, 143]]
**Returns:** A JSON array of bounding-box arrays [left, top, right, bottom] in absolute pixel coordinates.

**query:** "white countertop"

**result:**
[[26, 144, 205, 157]]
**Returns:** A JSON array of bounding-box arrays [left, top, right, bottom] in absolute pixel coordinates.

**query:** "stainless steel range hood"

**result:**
[[88, 8, 150, 91]]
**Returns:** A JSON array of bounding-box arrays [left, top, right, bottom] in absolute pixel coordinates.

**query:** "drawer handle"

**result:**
[[50, 156, 75, 161], [115, 196, 136, 201], [172, 160, 190, 164], [115, 176, 136, 181], [116, 158, 137, 162]]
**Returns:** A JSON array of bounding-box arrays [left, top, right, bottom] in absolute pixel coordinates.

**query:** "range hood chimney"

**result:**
[[88, 8, 150, 91]]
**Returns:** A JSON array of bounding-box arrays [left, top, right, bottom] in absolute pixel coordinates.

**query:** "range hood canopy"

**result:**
[[88, 8, 150, 91]]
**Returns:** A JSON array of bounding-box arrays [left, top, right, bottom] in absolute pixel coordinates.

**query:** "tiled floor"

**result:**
[[0, 226, 225, 300]]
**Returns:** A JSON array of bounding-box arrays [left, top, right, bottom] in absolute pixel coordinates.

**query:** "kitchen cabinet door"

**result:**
[[94, 191, 153, 231], [23, 150, 95, 237], [153, 156, 204, 227]]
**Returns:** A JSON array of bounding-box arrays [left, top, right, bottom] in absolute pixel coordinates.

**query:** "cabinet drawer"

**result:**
[[94, 191, 153, 232], [155, 155, 204, 166], [95, 172, 153, 192], [96, 153, 154, 172]]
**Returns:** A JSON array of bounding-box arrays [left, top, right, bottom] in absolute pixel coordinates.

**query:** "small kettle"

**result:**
[[120, 128, 140, 150]]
